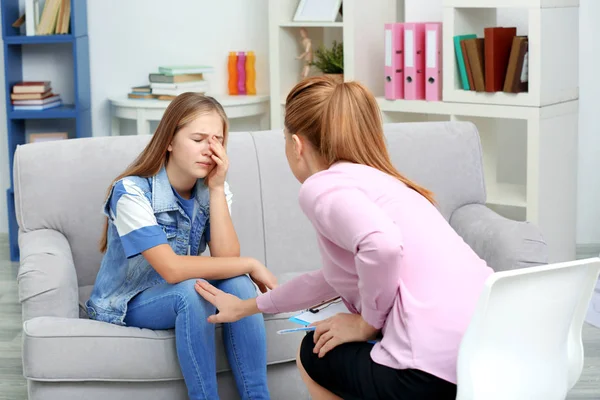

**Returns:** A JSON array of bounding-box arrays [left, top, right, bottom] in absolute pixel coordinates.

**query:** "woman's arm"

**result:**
[[195, 269, 339, 323], [207, 183, 240, 257], [255, 269, 339, 314], [301, 184, 403, 331]]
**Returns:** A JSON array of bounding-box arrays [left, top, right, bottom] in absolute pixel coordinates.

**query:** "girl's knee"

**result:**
[[219, 275, 257, 300], [173, 279, 213, 313]]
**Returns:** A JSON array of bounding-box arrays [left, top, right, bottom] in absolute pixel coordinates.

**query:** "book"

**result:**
[[13, 99, 62, 110], [11, 90, 54, 100], [131, 85, 151, 93], [150, 80, 209, 91], [149, 73, 204, 83], [463, 38, 486, 92], [151, 87, 207, 96], [12, 94, 61, 105], [158, 65, 215, 76], [484, 27, 517, 92], [128, 93, 156, 99], [13, 81, 51, 94], [503, 36, 528, 93]]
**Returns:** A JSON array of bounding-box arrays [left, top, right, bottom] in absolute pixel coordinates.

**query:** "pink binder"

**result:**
[[384, 23, 404, 100], [425, 22, 442, 101], [403, 22, 426, 100]]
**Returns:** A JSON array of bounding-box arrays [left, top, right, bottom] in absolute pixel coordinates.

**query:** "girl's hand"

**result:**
[[249, 259, 278, 293], [205, 137, 229, 189], [311, 313, 379, 358]]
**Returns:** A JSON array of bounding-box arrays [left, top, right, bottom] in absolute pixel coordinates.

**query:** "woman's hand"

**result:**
[[312, 313, 379, 358], [206, 137, 229, 189], [195, 280, 259, 323], [249, 259, 278, 293]]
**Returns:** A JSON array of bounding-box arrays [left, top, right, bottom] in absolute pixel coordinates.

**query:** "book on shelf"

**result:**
[[149, 73, 204, 83], [158, 65, 214, 76], [35, 0, 71, 35], [12, 81, 50, 93], [128, 93, 156, 99], [454, 28, 528, 94], [13, 100, 62, 111], [12, 94, 61, 105], [10, 81, 61, 109], [151, 80, 209, 92]]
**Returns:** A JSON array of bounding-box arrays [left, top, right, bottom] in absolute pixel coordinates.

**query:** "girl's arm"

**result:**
[[205, 137, 240, 257], [142, 244, 257, 284], [106, 178, 274, 287], [207, 183, 240, 257]]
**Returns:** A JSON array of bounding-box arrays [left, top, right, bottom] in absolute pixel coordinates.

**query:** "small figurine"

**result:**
[[295, 27, 313, 80]]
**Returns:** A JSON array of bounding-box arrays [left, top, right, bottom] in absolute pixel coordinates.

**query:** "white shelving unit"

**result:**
[[377, 0, 579, 263], [268, 0, 394, 129], [268, 0, 579, 263]]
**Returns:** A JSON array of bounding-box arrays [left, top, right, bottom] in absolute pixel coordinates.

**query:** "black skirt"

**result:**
[[299, 331, 457, 400]]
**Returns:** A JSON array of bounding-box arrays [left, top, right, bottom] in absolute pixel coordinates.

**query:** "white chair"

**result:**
[[456, 257, 600, 400]]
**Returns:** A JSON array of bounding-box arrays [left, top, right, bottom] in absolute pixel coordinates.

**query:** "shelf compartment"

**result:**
[[442, 6, 579, 107], [9, 104, 78, 120]]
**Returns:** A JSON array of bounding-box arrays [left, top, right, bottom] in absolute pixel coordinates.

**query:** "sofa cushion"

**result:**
[[22, 312, 305, 381]]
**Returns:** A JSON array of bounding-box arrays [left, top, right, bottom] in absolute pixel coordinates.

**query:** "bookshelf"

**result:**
[[268, 0, 578, 262], [379, 0, 579, 263], [2, 0, 91, 261], [268, 0, 392, 129]]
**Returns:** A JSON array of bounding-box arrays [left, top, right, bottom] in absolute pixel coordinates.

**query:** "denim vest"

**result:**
[[86, 166, 213, 325]]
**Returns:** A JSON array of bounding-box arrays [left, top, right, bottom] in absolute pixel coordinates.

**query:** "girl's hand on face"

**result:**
[[206, 137, 229, 189]]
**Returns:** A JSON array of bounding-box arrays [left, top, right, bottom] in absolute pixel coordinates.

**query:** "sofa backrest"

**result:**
[[13, 121, 486, 287]]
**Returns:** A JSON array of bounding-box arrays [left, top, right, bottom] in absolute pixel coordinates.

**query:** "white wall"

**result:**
[[576, 0, 600, 247], [0, 0, 598, 249], [0, 0, 269, 233]]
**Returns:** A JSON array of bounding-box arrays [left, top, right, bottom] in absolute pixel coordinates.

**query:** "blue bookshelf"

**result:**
[[1, 0, 91, 261]]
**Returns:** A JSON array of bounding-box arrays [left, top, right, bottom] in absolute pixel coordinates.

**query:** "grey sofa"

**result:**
[[14, 121, 548, 400]]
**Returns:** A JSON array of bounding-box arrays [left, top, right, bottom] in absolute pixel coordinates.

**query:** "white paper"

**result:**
[[426, 30, 437, 68], [290, 301, 351, 325], [385, 29, 392, 67], [404, 30, 414, 68]]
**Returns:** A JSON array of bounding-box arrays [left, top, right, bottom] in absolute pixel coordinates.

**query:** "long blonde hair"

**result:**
[[99, 93, 229, 253], [284, 76, 435, 204]]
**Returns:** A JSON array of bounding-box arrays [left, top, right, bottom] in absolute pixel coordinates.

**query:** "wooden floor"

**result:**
[[0, 234, 599, 399]]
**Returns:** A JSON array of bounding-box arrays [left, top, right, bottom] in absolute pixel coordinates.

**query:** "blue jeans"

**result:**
[[124, 275, 270, 400]]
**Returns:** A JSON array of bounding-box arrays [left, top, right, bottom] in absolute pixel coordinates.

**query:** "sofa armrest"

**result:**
[[449, 204, 548, 272], [18, 229, 79, 321]]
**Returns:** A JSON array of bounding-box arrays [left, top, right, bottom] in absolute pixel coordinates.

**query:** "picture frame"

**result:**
[[27, 132, 68, 144], [293, 0, 342, 22]]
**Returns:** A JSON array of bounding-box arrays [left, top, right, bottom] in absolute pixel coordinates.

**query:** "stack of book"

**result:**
[[127, 65, 213, 100], [11, 81, 62, 111], [454, 27, 528, 94]]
